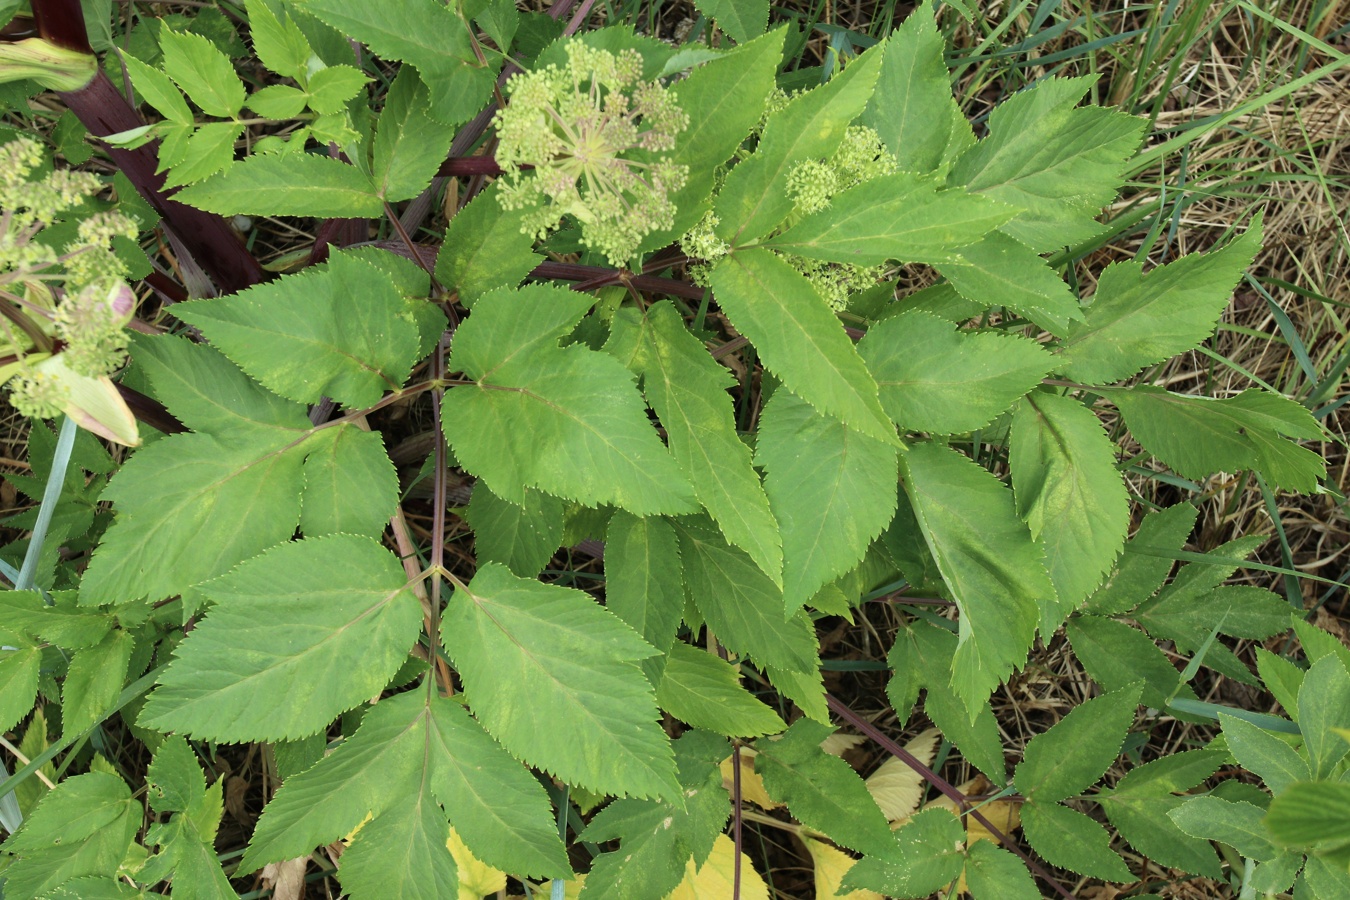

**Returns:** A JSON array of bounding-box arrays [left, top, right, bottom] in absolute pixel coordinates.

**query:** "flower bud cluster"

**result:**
[[493, 43, 690, 266]]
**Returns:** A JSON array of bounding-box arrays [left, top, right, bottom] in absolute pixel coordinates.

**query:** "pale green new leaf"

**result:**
[[656, 642, 785, 737], [635, 28, 784, 252], [158, 29, 244, 118], [940, 231, 1083, 336], [373, 67, 453, 202], [859, 310, 1052, 433], [175, 153, 383, 218], [1011, 391, 1130, 624], [691, 0, 766, 43], [1111, 386, 1325, 492], [673, 516, 819, 674], [756, 389, 897, 612], [61, 629, 133, 737], [443, 563, 679, 800], [1021, 801, 1133, 882], [963, 840, 1040, 900], [862, 4, 975, 173], [240, 691, 430, 872], [1218, 713, 1309, 795], [1015, 683, 1140, 802], [607, 302, 781, 583], [755, 718, 894, 856], [0, 773, 138, 899], [161, 122, 244, 189], [1168, 796, 1278, 860], [337, 788, 458, 900], [442, 285, 696, 515], [79, 431, 306, 607], [605, 511, 685, 680], [900, 442, 1053, 717], [247, 83, 308, 118], [1298, 655, 1350, 779], [466, 482, 564, 578], [299, 424, 399, 539], [1083, 501, 1198, 615], [840, 807, 967, 897], [1056, 220, 1262, 383], [951, 75, 1145, 250], [140, 535, 424, 742], [435, 182, 542, 305], [305, 64, 366, 114], [709, 249, 895, 443], [763, 174, 1012, 266], [120, 53, 192, 125], [0, 646, 40, 734], [128, 333, 311, 436], [713, 44, 884, 243], [175, 251, 422, 409], [245, 0, 312, 82]]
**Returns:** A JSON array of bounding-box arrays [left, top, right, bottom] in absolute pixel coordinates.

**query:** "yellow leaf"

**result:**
[[803, 836, 882, 900], [865, 728, 939, 822], [449, 827, 507, 899], [343, 811, 375, 844], [665, 834, 769, 900], [922, 776, 1020, 847], [720, 748, 782, 810], [820, 733, 868, 757]]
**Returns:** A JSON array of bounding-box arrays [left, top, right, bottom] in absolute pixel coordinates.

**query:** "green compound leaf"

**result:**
[[604, 512, 684, 680], [442, 285, 697, 516], [1267, 782, 1350, 853], [1066, 615, 1189, 709], [901, 442, 1052, 718], [755, 718, 894, 857], [0, 591, 112, 649], [690, 0, 766, 44], [466, 482, 564, 578], [579, 730, 730, 899], [710, 249, 896, 443], [61, 629, 133, 737], [1298, 654, 1350, 779], [157, 28, 244, 119], [160, 122, 244, 190], [79, 431, 307, 607], [963, 840, 1041, 900], [372, 66, 453, 202], [655, 642, 785, 737], [1010, 391, 1130, 625], [301, 0, 491, 124], [840, 807, 967, 897], [140, 535, 424, 742], [1083, 501, 1198, 615], [1167, 796, 1278, 861], [1056, 218, 1262, 383], [175, 153, 383, 218], [121, 52, 192, 125], [305, 64, 367, 114], [763, 174, 1012, 267], [245, 0, 313, 82], [175, 250, 423, 409], [673, 516, 820, 675], [146, 736, 205, 815], [1111, 386, 1325, 492], [756, 389, 897, 613], [435, 182, 543, 306], [636, 28, 784, 253], [443, 563, 679, 801], [0, 772, 139, 899], [950, 75, 1145, 251], [1098, 752, 1226, 874], [0, 646, 40, 734], [608, 301, 781, 584], [1015, 683, 1140, 803], [859, 310, 1052, 434], [713, 42, 883, 244], [242, 691, 567, 879], [862, 3, 974, 174], [337, 787, 458, 900], [1021, 800, 1133, 882], [939, 231, 1084, 337], [299, 424, 400, 539]]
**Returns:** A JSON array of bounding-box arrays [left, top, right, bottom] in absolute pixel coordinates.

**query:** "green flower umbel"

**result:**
[[492, 43, 689, 266]]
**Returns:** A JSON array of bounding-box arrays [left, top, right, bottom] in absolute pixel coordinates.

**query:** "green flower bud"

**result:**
[[0, 38, 97, 92]]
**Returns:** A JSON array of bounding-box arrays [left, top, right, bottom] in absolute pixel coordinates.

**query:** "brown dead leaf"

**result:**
[[260, 858, 308, 900]]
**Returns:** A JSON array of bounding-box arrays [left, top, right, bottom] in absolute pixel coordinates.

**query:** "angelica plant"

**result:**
[[492, 43, 689, 266]]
